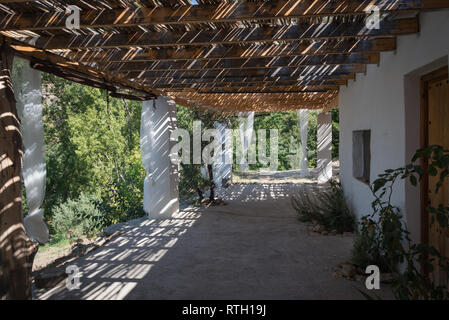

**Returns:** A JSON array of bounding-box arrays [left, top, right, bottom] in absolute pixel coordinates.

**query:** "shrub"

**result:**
[[99, 165, 146, 224], [51, 193, 111, 240], [292, 179, 355, 233], [351, 232, 379, 270], [351, 213, 403, 273], [355, 145, 449, 300]]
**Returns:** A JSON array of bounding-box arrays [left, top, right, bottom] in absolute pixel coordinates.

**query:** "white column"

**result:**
[[213, 122, 232, 193], [198, 120, 210, 180], [12, 57, 49, 244], [317, 112, 333, 184], [297, 109, 309, 177], [141, 96, 179, 219], [238, 112, 254, 171]]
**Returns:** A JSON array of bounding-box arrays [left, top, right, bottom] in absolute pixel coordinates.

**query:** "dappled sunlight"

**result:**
[[221, 183, 299, 203], [37, 207, 204, 300], [35, 181, 362, 300]]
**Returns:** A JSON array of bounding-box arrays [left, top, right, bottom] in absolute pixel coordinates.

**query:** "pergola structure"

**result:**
[[2, 0, 448, 112], [1, 0, 449, 300]]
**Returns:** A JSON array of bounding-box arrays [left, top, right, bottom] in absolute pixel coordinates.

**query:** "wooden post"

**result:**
[[0, 46, 37, 300]]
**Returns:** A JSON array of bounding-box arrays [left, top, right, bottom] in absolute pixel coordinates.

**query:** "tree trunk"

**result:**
[[207, 164, 215, 202], [0, 47, 37, 300]]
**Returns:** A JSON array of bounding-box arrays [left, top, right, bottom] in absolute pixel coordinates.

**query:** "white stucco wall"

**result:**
[[141, 96, 179, 219], [339, 10, 449, 243]]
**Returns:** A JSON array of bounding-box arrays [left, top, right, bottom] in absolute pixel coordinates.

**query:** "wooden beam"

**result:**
[[169, 87, 338, 94], [144, 73, 356, 85], [178, 92, 334, 100], [177, 93, 336, 111], [0, 46, 38, 300], [184, 97, 331, 112], [6, 41, 159, 100], [94, 53, 379, 72], [198, 99, 329, 105], [182, 91, 332, 96], [3, 41, 209, 109], [187, 98, 330, 106], [175, 92, 337, 109], [187, 99, 327, 111], [1, 0, 445, 31], [195, 103, 325, 112], [151, 80, 346, 89], [196, 98, 328, 106], [125, 64, 367, 80], [32, 18, 418, 50], [67, 38, 397, 63], [322, 97, 339, 112]]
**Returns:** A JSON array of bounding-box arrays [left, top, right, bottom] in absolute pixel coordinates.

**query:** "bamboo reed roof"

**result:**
[[1, 0, 448, 112]]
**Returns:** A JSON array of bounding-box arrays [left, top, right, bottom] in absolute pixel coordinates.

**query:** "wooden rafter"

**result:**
[[2, 39, 203, 108], [178, 91, 335, 101], [144, 73, 356, 85], [0, 0, 446, 32], [6, 42, 159, 100], [94, 53, 379, 72], [151, 80, 347, 89], [172, 91, 337, 112], [148, 78, 348, 87], [31, 18, 418, 50], [168, 83, 339, 90], [125, 64, 367, 80], [170, 87, 339, 94], [63, 38, 397, 63]]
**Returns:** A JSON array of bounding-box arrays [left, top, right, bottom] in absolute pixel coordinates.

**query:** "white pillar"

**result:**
[[317, 112, 333, 184], [213, 122, 232, 193], [197, 120, 210, 180], [12, 57, 49, 244], [297, 109, 309, 177], [140, 96, 179, 219], [238, 112, 254, 171]]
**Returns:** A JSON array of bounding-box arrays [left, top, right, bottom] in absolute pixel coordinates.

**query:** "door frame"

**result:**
[[420, 66, 449, 247]]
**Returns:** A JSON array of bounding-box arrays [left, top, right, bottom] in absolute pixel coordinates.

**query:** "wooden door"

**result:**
[[422, 66, 449, 284]]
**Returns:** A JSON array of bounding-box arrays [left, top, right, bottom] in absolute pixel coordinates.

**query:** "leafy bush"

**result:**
[[354, 145, 449, 300], [42, 74, 146, 231], [51, 193, 111, 240], [351, 212, 404, 273], [352, 232, 380, 270], [99, 159, 146, 224], [292, 179, 355, 233]]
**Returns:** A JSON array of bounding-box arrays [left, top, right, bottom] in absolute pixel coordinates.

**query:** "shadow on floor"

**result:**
[[36, 183, 390, 300]]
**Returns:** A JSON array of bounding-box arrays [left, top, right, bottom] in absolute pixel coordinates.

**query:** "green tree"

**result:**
[[42, 74, 145, 236]]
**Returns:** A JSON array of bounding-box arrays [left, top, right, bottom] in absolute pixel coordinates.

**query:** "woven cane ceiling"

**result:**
[[1, 0, 448, 112]]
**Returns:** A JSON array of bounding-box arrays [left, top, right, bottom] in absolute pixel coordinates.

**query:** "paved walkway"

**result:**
[[37, 183, 371, 300]]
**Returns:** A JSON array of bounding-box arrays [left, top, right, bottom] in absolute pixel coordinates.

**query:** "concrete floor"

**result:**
[[37, 183, 375, 300]]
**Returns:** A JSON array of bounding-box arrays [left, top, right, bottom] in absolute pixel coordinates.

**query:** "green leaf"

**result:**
[[410, 175, 417, 186]]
